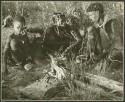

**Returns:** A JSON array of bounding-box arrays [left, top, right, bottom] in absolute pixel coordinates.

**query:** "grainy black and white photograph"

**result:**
[[1, 1, 124, 101]]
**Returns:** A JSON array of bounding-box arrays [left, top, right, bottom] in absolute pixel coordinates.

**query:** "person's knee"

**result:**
[[110, 49, 123, 61]]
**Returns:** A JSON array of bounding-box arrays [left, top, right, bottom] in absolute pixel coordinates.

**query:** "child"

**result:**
[[3, 15, 31, 74]]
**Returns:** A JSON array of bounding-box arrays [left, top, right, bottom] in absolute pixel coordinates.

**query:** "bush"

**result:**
[[1, 1, 123, 28]]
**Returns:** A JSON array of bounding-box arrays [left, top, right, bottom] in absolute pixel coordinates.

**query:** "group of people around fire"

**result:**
[[3, 3, 123, 75]]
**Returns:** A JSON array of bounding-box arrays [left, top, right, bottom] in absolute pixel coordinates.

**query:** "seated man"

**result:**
[[86, 3, 123, 63], [43, 12, 82, 58], [3, 15, 32, 74], [66, 8, 93, 55]]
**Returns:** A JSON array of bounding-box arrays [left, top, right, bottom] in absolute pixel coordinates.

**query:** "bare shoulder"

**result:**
[[87, 26, 96, 32]]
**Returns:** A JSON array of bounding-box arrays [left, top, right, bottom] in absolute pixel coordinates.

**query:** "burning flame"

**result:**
[[48, 54, 66, 80]]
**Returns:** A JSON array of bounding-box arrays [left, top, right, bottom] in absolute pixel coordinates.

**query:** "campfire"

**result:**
[[48, 54, 66, 80]]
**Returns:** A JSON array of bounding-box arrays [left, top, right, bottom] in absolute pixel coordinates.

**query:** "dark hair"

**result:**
[[86, 3, 104, 22], [86, 3, 104, 14], [13, 15, 25, 24], [52, 12, 66, 24]]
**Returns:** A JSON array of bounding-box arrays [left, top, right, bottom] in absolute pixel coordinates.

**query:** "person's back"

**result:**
[[43, 24, 73, 53], [104, 15, 123, 47], [43, 12, 82, 55], [103, 14, 123, 62]]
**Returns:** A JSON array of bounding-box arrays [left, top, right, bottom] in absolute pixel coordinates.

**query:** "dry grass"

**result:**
[[1, 22, 123, 100], [1, 1, 123, 100]]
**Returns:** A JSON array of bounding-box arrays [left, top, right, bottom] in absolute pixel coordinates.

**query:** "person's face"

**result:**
[[87, 11, 99, 23], [55, 15, 66, 27], [13, 21, 24, 35], [73, 11, 80, 18]]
